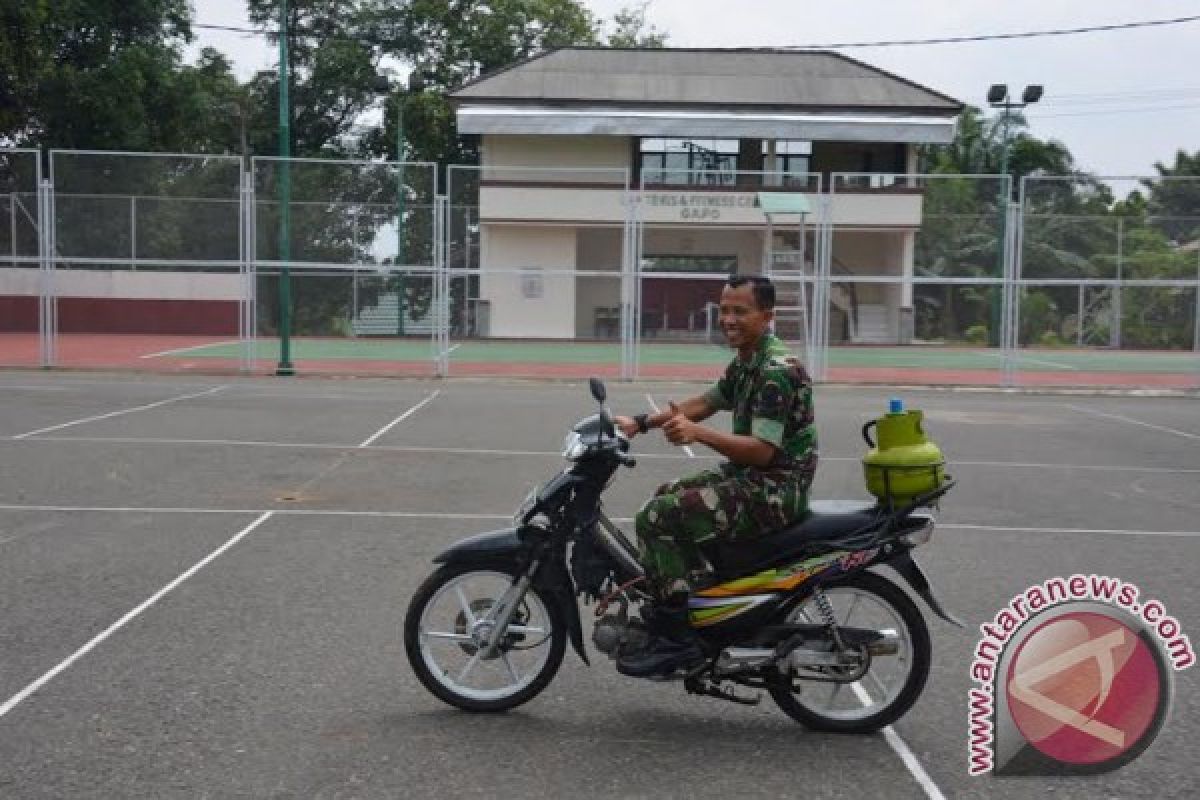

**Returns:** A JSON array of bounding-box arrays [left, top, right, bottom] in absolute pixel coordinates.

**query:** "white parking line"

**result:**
[[358, 390, 441, 447], [0, 511, 273, 720], [12, 386, 229, 439], [646, 394, 695, 458], [139, 340, 239, 358], [1065, 403, 1199, 441]]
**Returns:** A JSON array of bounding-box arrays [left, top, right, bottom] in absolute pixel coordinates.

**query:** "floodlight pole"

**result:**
[[988, 84, 1041, 349], [275, 0, 295, 375]]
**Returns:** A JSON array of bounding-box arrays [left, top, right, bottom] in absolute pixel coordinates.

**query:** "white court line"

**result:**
[[12, 435, 1200, 475], [0, 503, 513, 520], [139, 340, 239, 359], [12, 386, 229, 439], [447, 344, 463, 355], [942, 523, 1200, 538], [358, 390, 441, 447], [1, 504, 1198, 537], [1065, 403, 1200, 442], [0, 511, 273, 721], [12, 434, 699, 460], [646, 394, 695, 458], [849, 684, 946, 800], [979, 350, 1078, 370], [0, 385, 71, 392]]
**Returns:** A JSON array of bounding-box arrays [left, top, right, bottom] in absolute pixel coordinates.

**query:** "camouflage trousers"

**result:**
[[635, 459, 816, 597]]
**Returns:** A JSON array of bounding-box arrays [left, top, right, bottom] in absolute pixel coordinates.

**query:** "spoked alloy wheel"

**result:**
[[404, 563, 566, 712], [769, 571, 930, 733]]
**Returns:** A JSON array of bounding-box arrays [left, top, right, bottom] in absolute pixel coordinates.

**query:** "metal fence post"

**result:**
[[1001, 197, 1021, 386], [434, 193, 448, 377]]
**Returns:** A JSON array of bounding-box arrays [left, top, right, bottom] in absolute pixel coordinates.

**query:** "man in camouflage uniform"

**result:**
[[613, 275, 817, 676]]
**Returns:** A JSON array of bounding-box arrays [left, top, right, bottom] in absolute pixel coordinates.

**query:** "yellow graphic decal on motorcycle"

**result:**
[[696, 547, 880, 599], [697, 552, 846, 597], [689, 594, 777, 627]]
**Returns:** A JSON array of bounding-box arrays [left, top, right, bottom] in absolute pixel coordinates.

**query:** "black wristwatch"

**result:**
[[634, 413, 651, 434]]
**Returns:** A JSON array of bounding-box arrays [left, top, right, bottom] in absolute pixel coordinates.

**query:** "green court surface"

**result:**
[[170, 338, 1198, 373]]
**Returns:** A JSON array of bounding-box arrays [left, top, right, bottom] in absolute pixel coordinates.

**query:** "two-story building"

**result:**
[[449, 47, 963, 344]]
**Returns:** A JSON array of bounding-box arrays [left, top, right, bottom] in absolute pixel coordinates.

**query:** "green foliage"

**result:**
[[964, 324, 988, 345]]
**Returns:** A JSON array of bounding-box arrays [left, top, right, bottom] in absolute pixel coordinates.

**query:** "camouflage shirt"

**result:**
[[701, 333, 817, 472]]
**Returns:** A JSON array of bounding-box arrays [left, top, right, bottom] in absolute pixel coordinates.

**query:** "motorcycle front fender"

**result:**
[[432, 527, 529, 565]]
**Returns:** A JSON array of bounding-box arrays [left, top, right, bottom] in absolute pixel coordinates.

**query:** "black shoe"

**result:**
[[616, 634, 704, 677], [615, 600, 704, 678]]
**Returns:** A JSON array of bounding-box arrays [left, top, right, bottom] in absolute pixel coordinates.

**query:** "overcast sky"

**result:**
[[189, 0, 1200, 177]]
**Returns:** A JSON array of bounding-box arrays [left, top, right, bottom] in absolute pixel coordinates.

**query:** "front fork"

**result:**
[[480, 559, 540, 658], [483, 509, 643, 662]]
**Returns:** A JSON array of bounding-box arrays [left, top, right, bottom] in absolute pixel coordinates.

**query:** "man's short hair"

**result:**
[[726, 274, 776, 310]]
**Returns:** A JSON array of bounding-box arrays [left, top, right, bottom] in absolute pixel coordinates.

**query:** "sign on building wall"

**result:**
[[639, 193, 758, 221]]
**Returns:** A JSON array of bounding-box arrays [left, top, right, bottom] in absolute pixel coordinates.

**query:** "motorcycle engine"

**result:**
[[592, 613, 649, 659]]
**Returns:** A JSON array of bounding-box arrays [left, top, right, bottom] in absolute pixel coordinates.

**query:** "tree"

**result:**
[[604, 3, 669, 48], [1143, 149, 1200, 244], [0, 0, 220, 151]]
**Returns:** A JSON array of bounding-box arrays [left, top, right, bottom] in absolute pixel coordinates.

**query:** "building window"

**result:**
[[765, 140, 813, 183], [639, 139, 739, 186], [641, 255, 737, 274]]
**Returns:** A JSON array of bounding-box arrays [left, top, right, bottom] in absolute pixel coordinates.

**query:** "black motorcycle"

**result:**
[[404, 378, 960, 733]]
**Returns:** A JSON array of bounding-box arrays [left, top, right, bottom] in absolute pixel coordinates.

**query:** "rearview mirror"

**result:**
[[588, 377, 606, 405]]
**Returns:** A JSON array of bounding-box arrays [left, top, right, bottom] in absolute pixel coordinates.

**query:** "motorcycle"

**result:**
[[404, 378, 961, 733]]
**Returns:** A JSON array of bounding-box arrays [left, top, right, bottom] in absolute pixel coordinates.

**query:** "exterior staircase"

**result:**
[[351, 292, 436, 336]]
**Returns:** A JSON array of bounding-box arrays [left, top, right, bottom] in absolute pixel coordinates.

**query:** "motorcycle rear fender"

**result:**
[[431, 527, 590, 666], [885, 549, 965, 628]]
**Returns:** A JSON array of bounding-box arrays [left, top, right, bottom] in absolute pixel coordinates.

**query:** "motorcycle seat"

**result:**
[[703, 501, 884, 579]]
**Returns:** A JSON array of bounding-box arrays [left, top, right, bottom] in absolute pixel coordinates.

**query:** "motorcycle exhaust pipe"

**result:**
[[867, 628, 900, 656], [716, 647, 777, 674]]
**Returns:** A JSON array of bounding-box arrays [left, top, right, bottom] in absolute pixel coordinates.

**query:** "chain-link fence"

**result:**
[[46, 151, 247, 371], [251, 157, 438, 376], [1018, 176, 1199, 388], [0, 149, 42, 367], [4, 148, 1196, 389]]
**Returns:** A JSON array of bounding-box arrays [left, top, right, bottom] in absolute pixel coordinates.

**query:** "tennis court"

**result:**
[[4, 332, 1197, 387], [0, 370, 1196, 798]]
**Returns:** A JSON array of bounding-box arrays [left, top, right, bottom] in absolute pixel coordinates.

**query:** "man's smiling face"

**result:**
[[718, 282, 773, 354]]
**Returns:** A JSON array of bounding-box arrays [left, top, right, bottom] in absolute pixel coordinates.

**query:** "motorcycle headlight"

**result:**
[[562, 431, 588, 461]]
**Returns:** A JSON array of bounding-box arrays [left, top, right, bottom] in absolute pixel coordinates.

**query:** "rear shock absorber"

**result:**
[[813, 587, 846, 651]]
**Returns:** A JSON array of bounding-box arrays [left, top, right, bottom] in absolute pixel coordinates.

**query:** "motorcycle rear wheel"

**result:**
[[405, 562, 566, 713], [769, 571, 931, 734]]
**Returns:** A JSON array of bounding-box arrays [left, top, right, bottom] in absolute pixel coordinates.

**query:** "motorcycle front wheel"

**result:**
[[769, 570, 931, 734], [404, 562, 567, 712]]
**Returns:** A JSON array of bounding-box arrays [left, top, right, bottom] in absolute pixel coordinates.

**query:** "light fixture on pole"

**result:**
[[987, 84, 1043, 193]]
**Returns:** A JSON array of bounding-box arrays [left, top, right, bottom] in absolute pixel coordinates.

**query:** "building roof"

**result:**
[[451, 48, 963, 114]]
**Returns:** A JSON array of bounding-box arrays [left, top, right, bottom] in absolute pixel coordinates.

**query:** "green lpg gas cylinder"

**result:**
[[862, 398, 946, 505]]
